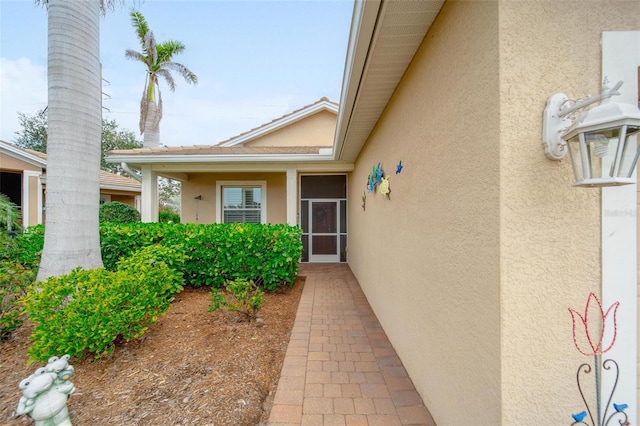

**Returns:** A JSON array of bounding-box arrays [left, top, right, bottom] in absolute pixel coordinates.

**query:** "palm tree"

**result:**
[[126, 11, 198, 148], [35, 0, 112, 281]]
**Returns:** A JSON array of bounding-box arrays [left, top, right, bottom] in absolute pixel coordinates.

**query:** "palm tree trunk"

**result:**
[[143, 100, 160, 148], [37, 0, 103, 280]]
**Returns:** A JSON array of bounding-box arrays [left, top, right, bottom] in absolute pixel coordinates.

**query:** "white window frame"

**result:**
[[215, 180, 267, 224]]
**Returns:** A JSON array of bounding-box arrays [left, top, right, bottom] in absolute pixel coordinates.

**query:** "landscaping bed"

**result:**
[[0, 276, 304, 425]]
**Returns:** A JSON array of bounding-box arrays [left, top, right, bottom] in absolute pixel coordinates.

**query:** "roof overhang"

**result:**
[[99, 184, 142, 193], [107, 150, 354, 176], [0, 140, 47, 168], [333, 0, 444, 162]]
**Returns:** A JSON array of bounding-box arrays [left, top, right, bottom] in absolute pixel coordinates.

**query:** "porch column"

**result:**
[[22, 171, 42, 227], [286, 166, 298, 226], [141, 165, 158, 222]]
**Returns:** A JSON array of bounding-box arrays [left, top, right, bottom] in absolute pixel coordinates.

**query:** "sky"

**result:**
[[0, 0, 354, 147]]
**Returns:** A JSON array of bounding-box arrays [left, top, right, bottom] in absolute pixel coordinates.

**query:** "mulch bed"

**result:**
[[0, 276, 304, 425]]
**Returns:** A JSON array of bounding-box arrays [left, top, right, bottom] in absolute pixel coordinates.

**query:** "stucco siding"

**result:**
[[499, 2, 640, 424], [243, 110, 335, 148], [181, 172, 286, 224], [347, 2, 501, 424], [0, 153, 42, 172], [106, 194, 136, 207]]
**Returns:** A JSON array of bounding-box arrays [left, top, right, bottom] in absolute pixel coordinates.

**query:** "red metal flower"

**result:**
[[569, 292, 619, 356]]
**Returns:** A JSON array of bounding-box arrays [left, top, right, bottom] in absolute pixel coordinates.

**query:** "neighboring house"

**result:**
[[106, 2, 640, 424], [1, 140, 141, 226]]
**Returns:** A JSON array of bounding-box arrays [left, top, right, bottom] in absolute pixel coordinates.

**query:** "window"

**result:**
[[216, 181, 267, 224]]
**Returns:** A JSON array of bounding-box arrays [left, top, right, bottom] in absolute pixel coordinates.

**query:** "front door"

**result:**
[[308, 200, 340, 262]]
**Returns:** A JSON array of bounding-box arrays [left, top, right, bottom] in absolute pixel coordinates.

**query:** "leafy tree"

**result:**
[[13, 108, 142, 174], [126, 11, 198, 148], [159, 178, 181, 213], [15, 109, 48, 153]]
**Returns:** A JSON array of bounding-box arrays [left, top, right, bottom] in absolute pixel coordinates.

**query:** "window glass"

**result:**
[[222, 186, 262, 223]]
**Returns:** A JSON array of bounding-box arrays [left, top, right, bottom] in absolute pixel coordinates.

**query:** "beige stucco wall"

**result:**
[[347, 1, 502, 424], [1, 153, 44, 226], [243, 110, 335, 148], [103, 192, 137, 208], [499, 2, 639, 424], [0, 153, 42, 172], [348, 1, 639, 424], [181, 172, 286, 224]]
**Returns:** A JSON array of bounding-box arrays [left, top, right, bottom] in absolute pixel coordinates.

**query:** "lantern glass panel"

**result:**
[[566, 125, 640, 186], [618, 126, 640, 178]]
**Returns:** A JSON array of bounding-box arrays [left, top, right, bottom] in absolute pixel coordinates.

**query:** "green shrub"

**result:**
[[0, 262, 35, 340], [4, 222, 301, 290], [100, 222, 302, 289], [209, 279, 264, 322], [159, 210, 180, 223], [1, 225, 44, 270], [22, 245, 184, 362], [99, 201, 141, 224], [0, 193, 21, 234]]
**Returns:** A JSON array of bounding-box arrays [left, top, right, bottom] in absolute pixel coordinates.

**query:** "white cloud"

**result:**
[[0, 58, 47, 142]]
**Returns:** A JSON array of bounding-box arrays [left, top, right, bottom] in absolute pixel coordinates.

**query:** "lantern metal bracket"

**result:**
[[542, 80, 624, 161]]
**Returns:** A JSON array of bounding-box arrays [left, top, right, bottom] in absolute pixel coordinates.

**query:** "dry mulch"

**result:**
[[0, 276, 304, 425]]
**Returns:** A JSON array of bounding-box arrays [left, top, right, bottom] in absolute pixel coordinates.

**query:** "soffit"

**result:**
[[335, 0, 444, 162]]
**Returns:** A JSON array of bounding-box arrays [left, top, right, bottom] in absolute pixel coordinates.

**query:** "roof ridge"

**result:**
[[215, 97, 338, 147]]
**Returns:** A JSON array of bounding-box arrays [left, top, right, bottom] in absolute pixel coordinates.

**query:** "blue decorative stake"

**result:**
[[396, 160, 403, 174], [568, 293, 629, 426]]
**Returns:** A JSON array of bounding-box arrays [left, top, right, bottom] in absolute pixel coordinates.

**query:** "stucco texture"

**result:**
[[243, 110, 336, 148], [499, 1, 639, 424], [348, 1, 501, 424], [0, 153, 42, 172], [181, 172, 286, 224], [347, 0, 639, 424]]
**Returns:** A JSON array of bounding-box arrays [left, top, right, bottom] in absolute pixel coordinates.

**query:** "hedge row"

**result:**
[[4, 222, 303, 290], [101, 222, 302, 289]]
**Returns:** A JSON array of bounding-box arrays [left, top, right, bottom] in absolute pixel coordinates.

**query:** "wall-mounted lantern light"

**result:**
[[542, 80, 640, 187]]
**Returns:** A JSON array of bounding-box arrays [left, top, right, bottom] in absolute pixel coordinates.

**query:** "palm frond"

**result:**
[[139, 78, 149, 134], [156, 69, 176, 92], [162, 62, 198, 85], [143, 31, 157, 68], [153, 88, 163, 130], [125, 49, 147, 63], [37, 0, 123, 15], [156, 40, 186, 63], [129, 11, 150, 45]]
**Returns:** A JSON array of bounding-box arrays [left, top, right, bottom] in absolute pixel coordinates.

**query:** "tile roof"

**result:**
[[99, 170, 141, 190], [20, 146, 140, 189]]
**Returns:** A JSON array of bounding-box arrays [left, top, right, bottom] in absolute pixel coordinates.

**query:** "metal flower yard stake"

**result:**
[[568, 293, 629, 426]]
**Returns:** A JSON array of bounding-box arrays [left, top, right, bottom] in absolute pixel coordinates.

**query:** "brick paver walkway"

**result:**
[[267, 263, 436, 426]]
